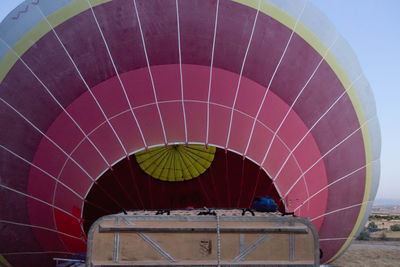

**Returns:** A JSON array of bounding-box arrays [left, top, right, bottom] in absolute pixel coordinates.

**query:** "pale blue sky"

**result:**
[[1, 1, 399, 199]]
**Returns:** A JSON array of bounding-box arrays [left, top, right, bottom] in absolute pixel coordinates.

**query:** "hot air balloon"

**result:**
[[0, 0, 380, 266]]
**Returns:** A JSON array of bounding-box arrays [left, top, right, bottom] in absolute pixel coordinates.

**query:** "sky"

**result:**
[[0, 0, 399, 200]]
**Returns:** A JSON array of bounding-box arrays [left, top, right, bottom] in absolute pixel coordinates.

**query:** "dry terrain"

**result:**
[[330, 241, 400, 267], [330, 208, 400, 266], [372, 205, 400, 215]]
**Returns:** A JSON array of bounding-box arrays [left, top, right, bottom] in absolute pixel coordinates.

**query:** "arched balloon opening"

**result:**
[[81, 145, 284, 234]]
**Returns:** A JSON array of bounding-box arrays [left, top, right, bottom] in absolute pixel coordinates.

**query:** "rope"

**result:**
[[249, 168, 262, 208], [224, 150, 231, 206], [216, 212, 221, 266], [236, 157, 246, 206]]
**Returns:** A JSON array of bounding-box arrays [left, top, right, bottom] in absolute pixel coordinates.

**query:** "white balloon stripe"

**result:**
[[260, 34, 339, 167], [225, 0, 261, 149], [243, 0, 308, 156], [60, 99, 300, 182], [34, 5, 131, 156], [0, 182, 80, 222], [175, 0, 188, 144], [0, 219, 83, 241], [73, 100, 305, 211], [310, 200, 371, 222], [206, 0, 220, 146], [282, 116, 375, 199], [319, 237, 350, 241], [85, 0, 147, 152], [133, 0, 168, 145], [0, 144, 83, 200], [0, 35, 110, 169], [0, 97, 95, 182], [293, 159, 378, 212], [273, 74, 362, 182], [0, 98, 126, 211]]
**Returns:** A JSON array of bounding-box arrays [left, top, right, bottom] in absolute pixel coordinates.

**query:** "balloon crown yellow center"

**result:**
[[135, 144, 216, 182]]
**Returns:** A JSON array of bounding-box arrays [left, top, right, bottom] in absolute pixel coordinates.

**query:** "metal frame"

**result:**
[[86, 210, 320, 267]]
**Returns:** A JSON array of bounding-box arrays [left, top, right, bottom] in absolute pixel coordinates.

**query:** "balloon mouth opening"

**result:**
[[81, 147, 284, 234]]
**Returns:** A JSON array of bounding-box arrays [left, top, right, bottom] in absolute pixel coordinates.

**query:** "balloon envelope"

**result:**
[[0, 0, 380, 266]]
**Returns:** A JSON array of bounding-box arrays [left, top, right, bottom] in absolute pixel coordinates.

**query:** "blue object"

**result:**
[[253, 196, 278, 212]]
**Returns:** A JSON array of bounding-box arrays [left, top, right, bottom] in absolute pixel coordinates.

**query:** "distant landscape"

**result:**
[[374, 198, 400, 207], [331, 199, 400, 266]]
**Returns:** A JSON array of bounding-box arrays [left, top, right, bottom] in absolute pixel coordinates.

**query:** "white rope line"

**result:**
[[0, 36, 110, 169], [0, 219, 83, 240], [34, 4, 128, 156], [282, 116, 375, 199], [32, 6, 112, 164], [0, 95, 124, 216], [58, 100, 298, 177], [0, 144, 83, 200], [310, 200, 371, 222], [35, 97, 301, 206], [1, 35, 94, 190], [75, 101, 303, 209], [205, 0, 219, 146], [0, 143, 84, 252], [0, 98, 92, 177], [39, 1, 137, 226], [244, 0, 307, 156], [56, 97, 174, 182], [0, 91, 304, 216], [260, 34, 339, 167], [280, 148, 310, 214], [56, 136, 92, 181], [175, 0, 188, 144], [0, 182, 80, 222], [300, 168, 310, 213], [225, 0, 261, 149], [293, 159, 378, 212], [319, 237, 350, 241], [0, 97, 97, 183], [133, 0, 168, 145], [272, 74, 363, 183], [85, 0, 147, 151], [255, 30, 337, 212]]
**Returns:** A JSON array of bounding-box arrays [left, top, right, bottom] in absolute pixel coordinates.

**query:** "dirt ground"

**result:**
[[329, 241, 400, 267]]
